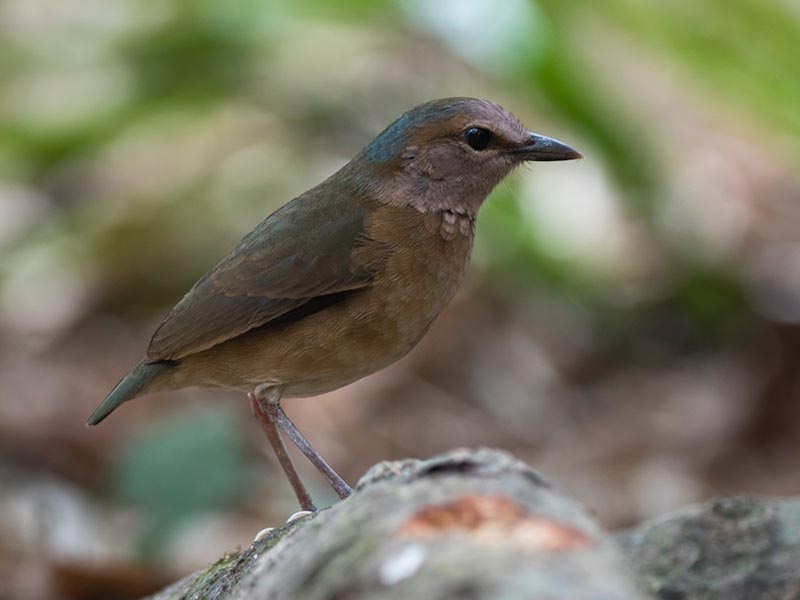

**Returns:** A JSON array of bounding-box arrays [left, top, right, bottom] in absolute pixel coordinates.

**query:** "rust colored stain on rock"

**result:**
[[397, 494, 592, 552]]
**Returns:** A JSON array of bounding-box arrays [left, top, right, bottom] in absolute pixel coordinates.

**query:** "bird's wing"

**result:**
[[146, 193, 385, 361]]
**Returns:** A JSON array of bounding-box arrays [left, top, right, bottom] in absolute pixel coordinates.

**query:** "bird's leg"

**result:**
[[270, 404, 354, 500], [254, 385, 353, 500], [248, 392, 316, 512]]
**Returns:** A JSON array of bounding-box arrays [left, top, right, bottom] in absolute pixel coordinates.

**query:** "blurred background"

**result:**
[[2, 0, 800, 597]]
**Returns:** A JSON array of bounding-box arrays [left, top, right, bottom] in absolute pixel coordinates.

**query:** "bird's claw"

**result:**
[[253, 527, 274, 542], [286, 510, 314, 523]]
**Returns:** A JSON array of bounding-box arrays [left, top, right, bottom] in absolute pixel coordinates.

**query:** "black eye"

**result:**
[[464, 127, 492, 151]]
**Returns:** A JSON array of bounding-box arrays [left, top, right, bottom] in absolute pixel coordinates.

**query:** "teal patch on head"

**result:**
[[364, 114, 412, 163], [364, 100, 461, 163]]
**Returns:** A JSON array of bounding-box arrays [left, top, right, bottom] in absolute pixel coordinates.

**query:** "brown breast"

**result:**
[[357, 204, 476, 349]]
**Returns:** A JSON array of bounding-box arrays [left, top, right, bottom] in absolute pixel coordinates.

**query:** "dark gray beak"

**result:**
[[515, 132, 583, 162]]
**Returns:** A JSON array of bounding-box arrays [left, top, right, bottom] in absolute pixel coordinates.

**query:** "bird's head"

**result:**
[[355, 97, 582, 214]]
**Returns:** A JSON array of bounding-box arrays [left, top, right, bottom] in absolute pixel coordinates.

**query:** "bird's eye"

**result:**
[[464, 127, 492, 151]]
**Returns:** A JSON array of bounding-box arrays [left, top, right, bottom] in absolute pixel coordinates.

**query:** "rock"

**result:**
[[618, 495, 800, 600], [148, 448, 646, 599]]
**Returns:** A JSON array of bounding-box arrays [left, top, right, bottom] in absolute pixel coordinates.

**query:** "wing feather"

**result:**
[[146, 192, 381, 361]]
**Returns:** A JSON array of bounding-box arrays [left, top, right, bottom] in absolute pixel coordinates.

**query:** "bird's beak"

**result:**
[[515, 132, 583, 162]]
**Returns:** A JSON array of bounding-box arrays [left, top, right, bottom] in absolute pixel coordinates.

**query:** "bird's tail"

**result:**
[[86, 361, 173, 426]]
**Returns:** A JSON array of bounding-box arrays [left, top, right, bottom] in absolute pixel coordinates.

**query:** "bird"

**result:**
[[87, 97, 582, 511]]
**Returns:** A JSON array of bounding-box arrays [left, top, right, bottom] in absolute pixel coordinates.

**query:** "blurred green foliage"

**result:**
[[581, 0, 800, 138], [114, 407, 251, 557]]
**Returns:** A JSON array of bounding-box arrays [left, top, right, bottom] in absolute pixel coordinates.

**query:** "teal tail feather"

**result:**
[[86, 361, 173, 426]]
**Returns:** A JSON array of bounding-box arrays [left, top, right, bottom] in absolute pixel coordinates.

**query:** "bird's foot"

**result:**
[[286, 510, 314, 523], [252, 510, 315, 542], [253, 527, 274, 542]]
